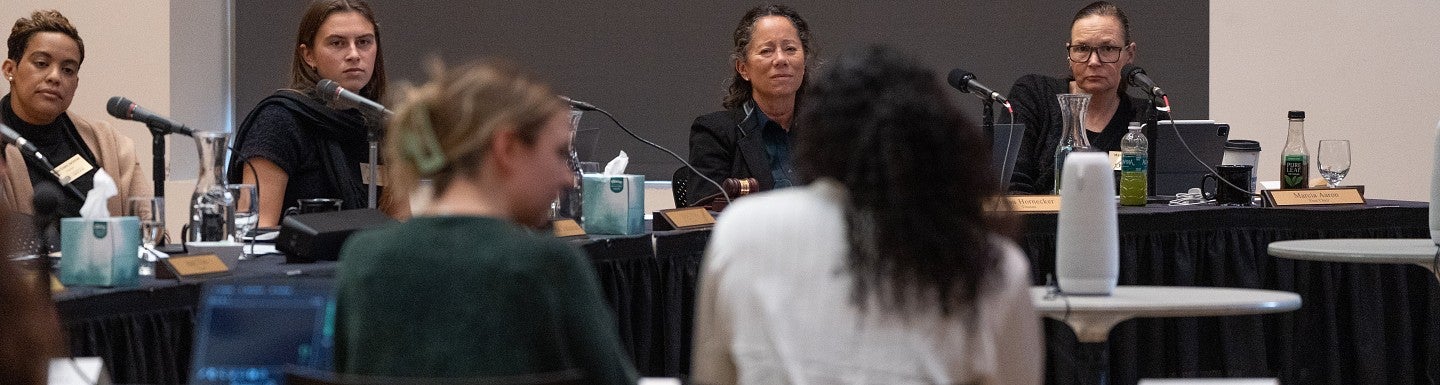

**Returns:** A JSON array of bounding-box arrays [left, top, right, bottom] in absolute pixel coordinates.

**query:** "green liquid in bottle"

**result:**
[[1119, 123, 1148, 206], [1120, 170, 1147, 206]]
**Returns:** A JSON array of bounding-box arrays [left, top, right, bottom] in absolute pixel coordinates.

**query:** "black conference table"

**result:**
[[53, 200, 1439, 384], [51, 228, 708, 385], [1021, 199, 1439, 385]]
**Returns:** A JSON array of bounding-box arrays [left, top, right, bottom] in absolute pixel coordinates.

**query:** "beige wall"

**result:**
[[1, 1, 183, 232], [1211, 1, 1440, 201], [1, 0, 169, 173]]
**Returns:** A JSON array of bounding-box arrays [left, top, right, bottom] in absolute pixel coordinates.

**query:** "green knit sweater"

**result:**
[[333, 216, 637, 383]]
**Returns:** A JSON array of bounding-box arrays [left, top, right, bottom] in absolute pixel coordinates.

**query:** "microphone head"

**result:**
[[1122, 64, 1146, 84], [32, 180, 61, 216], [0, 122, 38, 154], [0, 122, 17, 139], [106, 96, 133, 119], [316, 79, 342, 102], [946, 68, 977, 92]]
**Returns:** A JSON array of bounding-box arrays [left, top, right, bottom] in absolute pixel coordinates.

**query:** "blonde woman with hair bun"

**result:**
[[333, 60, 638, 383]]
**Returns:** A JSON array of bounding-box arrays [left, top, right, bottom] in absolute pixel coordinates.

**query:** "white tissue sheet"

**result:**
[[79, 169, 117, 218], [603, 151, 629, 175]]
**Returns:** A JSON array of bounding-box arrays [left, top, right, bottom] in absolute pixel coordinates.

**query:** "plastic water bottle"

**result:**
[[1120, 122, 1148, 206], [1280, 110, 1309, 189]]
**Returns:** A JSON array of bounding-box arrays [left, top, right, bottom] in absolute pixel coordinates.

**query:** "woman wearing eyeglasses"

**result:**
[[1006, 1, 1143, 194]]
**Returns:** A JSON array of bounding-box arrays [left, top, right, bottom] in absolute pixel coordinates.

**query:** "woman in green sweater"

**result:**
[[333, 60, 637, 384]]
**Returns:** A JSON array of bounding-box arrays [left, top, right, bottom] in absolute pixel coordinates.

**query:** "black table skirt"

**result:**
[[55, 201, 1439, 384], [52, 230, 707, 384], [1021, 201, 1440, 384], [56, 255, 336, 384], [583, 230, 706, 377]]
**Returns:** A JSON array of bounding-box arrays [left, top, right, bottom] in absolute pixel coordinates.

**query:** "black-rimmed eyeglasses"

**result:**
[[1066, 44, 1125, 63]]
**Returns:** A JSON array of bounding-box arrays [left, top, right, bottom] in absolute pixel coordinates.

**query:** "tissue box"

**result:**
[[582, 174, 645, 235], [60, 217, 140, 287]]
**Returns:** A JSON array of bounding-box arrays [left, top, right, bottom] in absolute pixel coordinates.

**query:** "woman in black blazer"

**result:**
[[685, 4, 815, 205]]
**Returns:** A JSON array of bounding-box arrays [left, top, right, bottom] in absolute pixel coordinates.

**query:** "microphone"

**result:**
[[1122, 64, 1166, 98], [316, 79, 393, 116], [106, 96, 194, 136], [558, 95, 598, 112], [0, 123, 46, 163], [946, 68, 1009, 105], [317, 79, 388, 208], [32, 180, 61, 294], [32, 181, 61, 240], [0, 122, 84, 200], [565, 98, 731, 204]]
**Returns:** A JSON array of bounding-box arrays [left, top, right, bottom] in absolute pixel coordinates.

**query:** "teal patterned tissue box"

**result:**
[[59, 217, 140, 287], [582, 174, 645, 235]]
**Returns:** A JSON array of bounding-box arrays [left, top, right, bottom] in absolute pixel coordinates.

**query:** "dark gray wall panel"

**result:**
[[236, 1, 1207, 180]]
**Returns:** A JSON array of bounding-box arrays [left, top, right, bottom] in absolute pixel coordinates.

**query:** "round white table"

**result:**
[[1267, 238, 1440, 282], [1030, 286, 1302, 385]]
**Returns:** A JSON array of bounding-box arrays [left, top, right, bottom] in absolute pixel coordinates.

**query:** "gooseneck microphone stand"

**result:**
[[150, 124, 166, 200], [147, 122, 183, 246], [1138, 97, 1161, 195], [32, 181, 62, 296], [149, 123, 168, 248], [368, 127, 378, 209], [982, 100, 995, 139], [35, 217, 56, 296]]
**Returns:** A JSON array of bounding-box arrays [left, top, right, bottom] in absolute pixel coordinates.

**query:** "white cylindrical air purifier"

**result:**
[[1056, 151, 1120, 295]]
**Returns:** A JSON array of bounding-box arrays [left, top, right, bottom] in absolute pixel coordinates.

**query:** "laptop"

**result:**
[[189, 277, 336, 385], [988, 123, 1025, 187], [1149, 120, 1231, 196]]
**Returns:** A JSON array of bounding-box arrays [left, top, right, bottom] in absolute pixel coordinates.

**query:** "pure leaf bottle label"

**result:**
[[1281, 154, 1309, 189]]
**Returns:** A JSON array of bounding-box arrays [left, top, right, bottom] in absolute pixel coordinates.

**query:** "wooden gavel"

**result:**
[[722, 177, 760, 197], [691, 177, 761, 212]]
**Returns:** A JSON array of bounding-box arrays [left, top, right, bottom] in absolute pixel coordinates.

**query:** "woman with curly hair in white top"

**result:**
[[692, 44, 1042, 385]]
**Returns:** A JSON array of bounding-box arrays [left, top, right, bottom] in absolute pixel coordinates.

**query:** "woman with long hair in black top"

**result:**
[[229, 0, 402, 227]]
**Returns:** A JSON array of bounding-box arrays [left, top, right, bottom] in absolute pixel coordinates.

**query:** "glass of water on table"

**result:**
[[228, 184, 260, 259], [127, 196, 165, 275], [1317, 140, 1351, 188]]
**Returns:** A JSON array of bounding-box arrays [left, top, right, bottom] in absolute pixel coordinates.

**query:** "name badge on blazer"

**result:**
[[54, 155, 95, 185]]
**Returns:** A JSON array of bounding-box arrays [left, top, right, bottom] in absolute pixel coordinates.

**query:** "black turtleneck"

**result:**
[[2, 94, 97, 218]]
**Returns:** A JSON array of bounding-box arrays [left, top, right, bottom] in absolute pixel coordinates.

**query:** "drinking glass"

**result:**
[[127, 197, 165, 275], [1317, 140, 1351, 188], [228, 184, 259, 240], [228, 184, 259, 259]]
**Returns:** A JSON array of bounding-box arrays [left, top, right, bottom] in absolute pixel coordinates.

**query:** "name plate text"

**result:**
[[1263, 187, 1365, 206], [1003, 195, 1062, 212]]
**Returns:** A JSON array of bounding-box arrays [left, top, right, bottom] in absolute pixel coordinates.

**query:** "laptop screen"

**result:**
[[989, 123, 1025, 187], [1150, 120, 1231, 196], [189, 277, 335, 385]]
